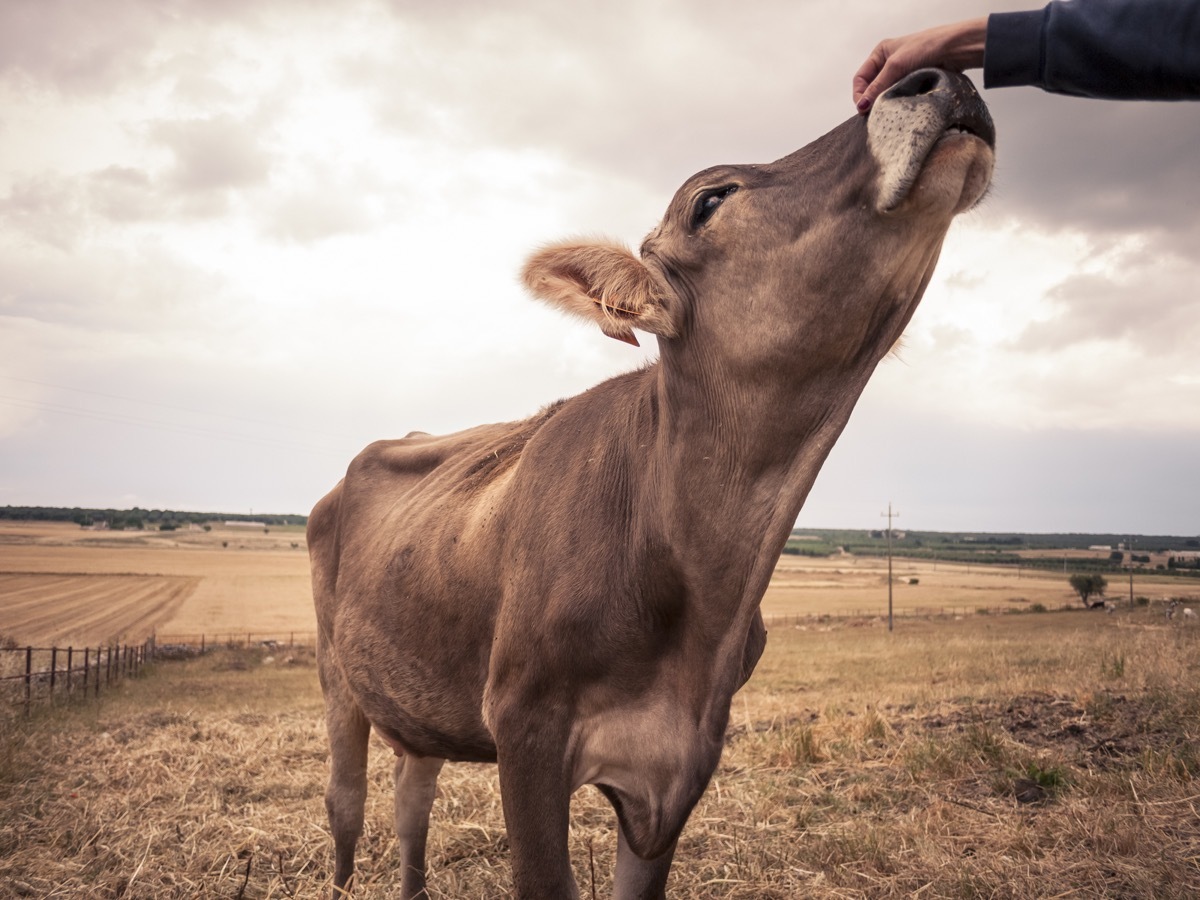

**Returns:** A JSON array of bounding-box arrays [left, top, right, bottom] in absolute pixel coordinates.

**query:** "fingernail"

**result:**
[[856, 97, 871, 113]]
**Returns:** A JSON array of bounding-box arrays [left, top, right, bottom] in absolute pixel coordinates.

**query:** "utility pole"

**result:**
[[881, 502, 899, 632], [1128, 536, 1135, 607]]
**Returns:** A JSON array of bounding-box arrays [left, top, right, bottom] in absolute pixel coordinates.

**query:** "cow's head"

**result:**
[[523, 69, 994, 382]]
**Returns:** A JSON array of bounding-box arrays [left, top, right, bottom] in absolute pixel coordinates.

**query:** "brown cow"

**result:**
[[309, 68, 994, 899]]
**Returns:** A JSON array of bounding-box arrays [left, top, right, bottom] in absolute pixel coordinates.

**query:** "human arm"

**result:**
[[854, 0, 1200, 112], [986, 0, 1200, 99]]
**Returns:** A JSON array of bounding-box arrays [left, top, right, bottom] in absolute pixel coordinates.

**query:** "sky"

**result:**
[[1, 0, 1197, 535]]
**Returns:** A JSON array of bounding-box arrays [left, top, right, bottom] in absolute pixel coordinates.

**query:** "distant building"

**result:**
[[224, 520, 268, 528], [1088, 545, 1112, 551]]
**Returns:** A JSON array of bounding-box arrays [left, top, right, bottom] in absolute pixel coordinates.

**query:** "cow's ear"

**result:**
[[521, 239, 677, 347]]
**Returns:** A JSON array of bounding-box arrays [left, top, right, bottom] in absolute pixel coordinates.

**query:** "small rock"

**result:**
[[1014, 778, 1047, 804]]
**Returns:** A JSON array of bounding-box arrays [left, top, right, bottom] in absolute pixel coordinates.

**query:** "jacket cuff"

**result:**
[[984, 9, 1046, 89]]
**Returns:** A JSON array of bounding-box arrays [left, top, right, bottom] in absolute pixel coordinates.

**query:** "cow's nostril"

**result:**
[[886, 69, 943, 100]]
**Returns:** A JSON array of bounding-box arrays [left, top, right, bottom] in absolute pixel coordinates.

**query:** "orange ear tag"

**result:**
[[591, 297, 641, 347], [610, 330, 640, 347]]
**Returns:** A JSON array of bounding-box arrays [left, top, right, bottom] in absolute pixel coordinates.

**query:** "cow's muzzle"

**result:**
[[868, 68, 995, 213]]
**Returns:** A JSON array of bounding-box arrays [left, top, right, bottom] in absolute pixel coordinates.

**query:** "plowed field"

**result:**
[[0, 521, 315, 645], [0, 572, 196, 645]]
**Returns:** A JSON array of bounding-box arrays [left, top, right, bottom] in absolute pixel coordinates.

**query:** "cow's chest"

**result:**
[[567, 690, 726, 855]]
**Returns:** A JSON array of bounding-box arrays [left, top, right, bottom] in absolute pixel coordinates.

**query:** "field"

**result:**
[[2, 522, 1199, 897], [4, 521, 1199, 647], [0, 521, 314, 645], [763, 553, 1200, 619]]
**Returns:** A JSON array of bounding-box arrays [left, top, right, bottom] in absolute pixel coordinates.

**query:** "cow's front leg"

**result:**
[[612, 826, 676, 900], [494, 722, 579, 899]]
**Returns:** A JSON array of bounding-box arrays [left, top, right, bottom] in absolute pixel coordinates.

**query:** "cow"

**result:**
[[308, 68, 995, 899]]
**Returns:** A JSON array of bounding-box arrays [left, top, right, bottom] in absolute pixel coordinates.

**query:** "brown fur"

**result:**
[[310, 69, 994, 899], [522, 238, 678, 347]]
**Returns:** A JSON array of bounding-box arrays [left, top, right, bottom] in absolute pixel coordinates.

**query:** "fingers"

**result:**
[[856, 55, 909, 113], [852, 18, 988, 113], [851, 41, 891, 111]]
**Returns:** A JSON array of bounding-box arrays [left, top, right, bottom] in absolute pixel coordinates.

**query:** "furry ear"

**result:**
[[521, 239, 677, 347]]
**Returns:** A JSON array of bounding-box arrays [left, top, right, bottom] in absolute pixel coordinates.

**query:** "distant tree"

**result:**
[[1069, 573, 1108, 608]]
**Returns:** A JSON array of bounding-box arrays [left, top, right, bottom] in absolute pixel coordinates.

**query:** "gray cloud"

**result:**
[[1012, 252, 1200, 355], [263, 189, 375, 244], [349, 0, 863, 195], [985, 89, 1200, 249], [151, 115, 273, 194], [0, 238, 227, 333], [86, 166, 160, 223], [0, 0, 333, 96], [0, 174, 88, 251], [0, 0, 157, 96]]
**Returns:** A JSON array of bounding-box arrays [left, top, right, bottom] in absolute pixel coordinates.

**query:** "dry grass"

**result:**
[[3, 611, 1199, 898]]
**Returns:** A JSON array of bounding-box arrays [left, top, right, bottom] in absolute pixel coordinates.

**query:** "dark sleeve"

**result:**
[[984, 0, 1200, 99]]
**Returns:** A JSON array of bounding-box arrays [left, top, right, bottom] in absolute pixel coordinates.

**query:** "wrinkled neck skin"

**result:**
[[640, 115, 955, 716]]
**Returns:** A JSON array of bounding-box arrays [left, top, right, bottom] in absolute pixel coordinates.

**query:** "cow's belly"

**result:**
[[330, 527, 503, 762], [332, 605, 499, 761]]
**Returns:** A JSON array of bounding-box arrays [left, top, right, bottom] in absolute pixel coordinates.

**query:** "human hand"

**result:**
[[852, 17, 988, 113]]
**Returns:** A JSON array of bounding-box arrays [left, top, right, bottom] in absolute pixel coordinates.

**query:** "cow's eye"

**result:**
[[692, 186, 738, 230]]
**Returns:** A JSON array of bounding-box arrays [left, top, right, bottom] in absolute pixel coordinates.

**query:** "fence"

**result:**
[[154, 631, 318, 651], [0, 639, 153, 717], [763, 604, 1049, 627]]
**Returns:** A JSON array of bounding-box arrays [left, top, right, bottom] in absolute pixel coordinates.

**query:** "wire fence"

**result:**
[[0, 639, 153, 717], [763, 604, 1054, 626], [0, 632, 317, 717], [154, 631, 317, 652]]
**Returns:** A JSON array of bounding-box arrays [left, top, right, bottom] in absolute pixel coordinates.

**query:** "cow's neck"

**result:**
[[646, 344, 874, 706]]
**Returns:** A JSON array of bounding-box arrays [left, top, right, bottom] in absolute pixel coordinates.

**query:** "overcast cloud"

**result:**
[[1, 0, 1197, 534]]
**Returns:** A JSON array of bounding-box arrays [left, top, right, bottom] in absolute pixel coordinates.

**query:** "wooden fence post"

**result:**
[[24, 646, 32, 717], [94, 647, 101, 698], [82, 646, 89, 695], [66, 646, 73, 695], [50, 647, 57, 702]]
